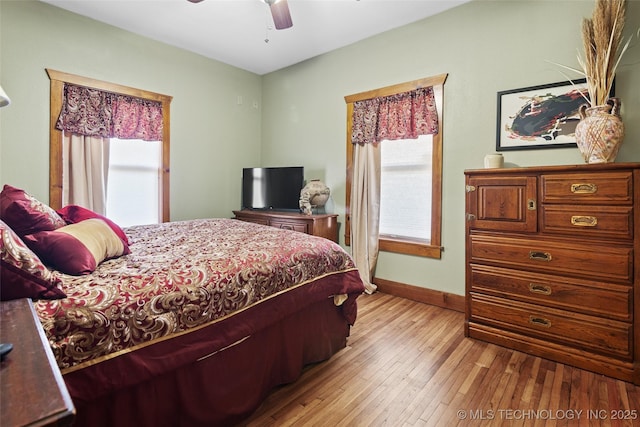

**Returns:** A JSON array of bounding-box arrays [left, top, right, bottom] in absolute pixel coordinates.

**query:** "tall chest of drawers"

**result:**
[[464, 163, 640, 384]]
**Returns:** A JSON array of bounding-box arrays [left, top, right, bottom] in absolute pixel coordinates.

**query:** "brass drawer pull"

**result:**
[[571, 183, 598, 194], [571, 215, 598, 227], [529, 251, 552, 262], [529, 316, 552, 328], [529, 283, 552, 295]]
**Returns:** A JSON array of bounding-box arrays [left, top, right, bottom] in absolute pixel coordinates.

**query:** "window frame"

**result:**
[[344, 73, 447, 259], [46, 69, 172, 222]]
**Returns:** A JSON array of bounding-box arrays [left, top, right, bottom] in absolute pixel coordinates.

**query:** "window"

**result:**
[[344, 74, 446, 259], [379, 134, 433, 242], [107, 139, 162, 226], [46, 69, 172, 222]]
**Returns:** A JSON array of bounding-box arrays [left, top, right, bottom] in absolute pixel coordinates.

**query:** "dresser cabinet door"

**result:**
[[466, 175, 537, 232]]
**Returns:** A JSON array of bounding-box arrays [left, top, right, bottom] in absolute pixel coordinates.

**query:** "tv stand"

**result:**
[[232, 210, 338, 243]]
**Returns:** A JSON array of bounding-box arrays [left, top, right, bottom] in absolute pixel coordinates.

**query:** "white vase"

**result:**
[[484, 154, 504, 168]]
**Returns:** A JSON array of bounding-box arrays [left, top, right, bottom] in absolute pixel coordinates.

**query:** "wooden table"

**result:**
[[0, 298, 75, 426]]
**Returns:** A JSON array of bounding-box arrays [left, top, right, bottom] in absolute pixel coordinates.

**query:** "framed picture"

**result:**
[[496, 79, 590, 151]]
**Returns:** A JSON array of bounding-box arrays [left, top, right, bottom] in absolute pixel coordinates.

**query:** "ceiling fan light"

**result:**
[[0, 86, 11, 108], [268, 0, 292, 30]]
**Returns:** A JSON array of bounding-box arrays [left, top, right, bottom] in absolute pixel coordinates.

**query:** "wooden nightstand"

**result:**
[[0, 298, 75, 426]]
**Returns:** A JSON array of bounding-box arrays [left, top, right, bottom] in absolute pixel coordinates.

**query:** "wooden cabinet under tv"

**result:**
[[464, 163, 640, 384], [233, 210, 339, 243]]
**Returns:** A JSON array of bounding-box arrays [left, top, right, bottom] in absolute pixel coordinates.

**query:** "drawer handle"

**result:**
[[529, 251, 552, 262], [571, 215, 598, 227], [529, 316, 552, 328], [529, 283, 552, 295], [280, 225, 294, 230], [571, 183, 598, 194]]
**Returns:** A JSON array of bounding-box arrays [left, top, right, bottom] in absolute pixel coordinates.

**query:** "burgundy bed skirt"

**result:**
[[69, 297, 352, 426]]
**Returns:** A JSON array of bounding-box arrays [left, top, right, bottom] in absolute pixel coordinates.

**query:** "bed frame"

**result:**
[[70, 297, 353, 426]]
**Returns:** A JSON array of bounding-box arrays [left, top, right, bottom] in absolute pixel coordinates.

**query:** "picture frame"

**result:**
[[496, 79, 590, 151]]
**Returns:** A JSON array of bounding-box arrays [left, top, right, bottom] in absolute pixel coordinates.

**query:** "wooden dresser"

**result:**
[[0, 298, 75, 426], [464, 163, 640, 384], [233, 210, 339, 243]]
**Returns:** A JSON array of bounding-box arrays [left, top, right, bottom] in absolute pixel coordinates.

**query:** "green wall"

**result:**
[[260, 0, 640, 296], [2, 0, 639, 296], [0, 0, 263, 221]]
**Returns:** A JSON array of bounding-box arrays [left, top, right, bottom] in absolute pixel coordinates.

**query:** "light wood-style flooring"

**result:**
[[241, 292, 640, 426]]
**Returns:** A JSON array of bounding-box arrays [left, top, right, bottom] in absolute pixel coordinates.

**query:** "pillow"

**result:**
[[57, 204, 130, 247], [23, 218, 128, 275], [0, 184, 66, 237], [0, 220, 66, 301]]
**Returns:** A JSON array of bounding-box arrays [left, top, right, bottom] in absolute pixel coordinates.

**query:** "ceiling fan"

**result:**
[[187, 0, 293, 30]]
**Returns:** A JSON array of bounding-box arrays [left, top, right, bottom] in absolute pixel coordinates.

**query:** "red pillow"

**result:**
[[0, 184, 66, 237], [23, 218, 128, 275], [57, 204, 130, 248], [0, 220, 66, 301]]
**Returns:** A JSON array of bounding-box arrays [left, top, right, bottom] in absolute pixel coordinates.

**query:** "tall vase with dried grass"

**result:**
[[556, 0, 632, 163]]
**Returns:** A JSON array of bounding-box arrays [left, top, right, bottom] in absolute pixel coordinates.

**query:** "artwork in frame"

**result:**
[[496, 79, 592, 151]]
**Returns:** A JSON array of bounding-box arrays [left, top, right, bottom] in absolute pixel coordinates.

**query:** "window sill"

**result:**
[[379, 237, 442, 259]]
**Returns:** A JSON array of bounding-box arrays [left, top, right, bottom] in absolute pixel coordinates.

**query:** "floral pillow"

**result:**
[[0, 184, 66, 237], [0, 219, 66, 301]]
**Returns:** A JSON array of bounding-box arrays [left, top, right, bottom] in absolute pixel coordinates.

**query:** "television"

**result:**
[[241, 166, 304, 212]]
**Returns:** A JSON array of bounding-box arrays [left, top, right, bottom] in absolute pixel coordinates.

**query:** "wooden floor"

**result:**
[[241, 292, 640, 427]]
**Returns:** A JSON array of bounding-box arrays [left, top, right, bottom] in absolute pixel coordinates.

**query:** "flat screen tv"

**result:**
[[242, 166, 304, 211]]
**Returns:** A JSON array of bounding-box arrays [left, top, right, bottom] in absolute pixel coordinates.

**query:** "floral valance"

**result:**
[[56, 83, 163, 141], [351, 86, 438, 145]]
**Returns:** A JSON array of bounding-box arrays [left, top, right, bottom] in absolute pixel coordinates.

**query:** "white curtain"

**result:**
[[350, 142, 380, 294], [62, 133, 110, 214]]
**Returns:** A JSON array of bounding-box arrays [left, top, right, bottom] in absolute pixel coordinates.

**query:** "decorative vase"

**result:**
[[574, 98, 625, 164], [299, 180, 330, 215]]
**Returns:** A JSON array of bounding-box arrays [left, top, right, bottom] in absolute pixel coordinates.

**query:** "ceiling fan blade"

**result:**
[[270, 0, 293, 30]]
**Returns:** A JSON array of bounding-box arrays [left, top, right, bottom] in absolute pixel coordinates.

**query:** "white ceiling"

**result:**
[[40, 0, 471, 75]]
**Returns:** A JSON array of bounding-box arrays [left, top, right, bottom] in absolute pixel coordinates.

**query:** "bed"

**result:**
[[0, 185, 365, 426]]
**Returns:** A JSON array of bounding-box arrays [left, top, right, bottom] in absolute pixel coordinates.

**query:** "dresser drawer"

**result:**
[[469, 264, 632, 321], [470, 294, 632, 360], [540, 205, 633, 240], [540, 172, 633, 204], [239, 217, 269, 226], [269, 219, 309, 233], [469, 234, 633, 283]]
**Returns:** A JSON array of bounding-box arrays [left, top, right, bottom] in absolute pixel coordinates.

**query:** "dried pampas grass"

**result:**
[[579, 0, 628, 106], [553, 0, 632, 107]]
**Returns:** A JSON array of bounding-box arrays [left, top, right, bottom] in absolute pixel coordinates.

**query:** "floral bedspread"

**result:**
[[33, 218, 362, 372]]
